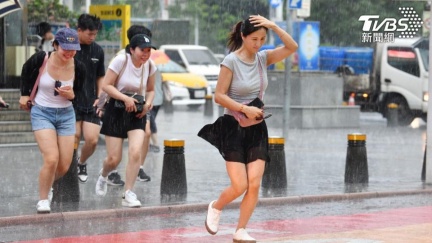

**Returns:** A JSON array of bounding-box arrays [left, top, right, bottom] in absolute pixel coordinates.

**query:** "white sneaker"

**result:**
[[233, 228, 256, 243], [122, 190, 141, 208], [48, 187, 53, 203], [95, 175, 107, 196], [36, 200, 51, 213], [205, 200, 221, 235]]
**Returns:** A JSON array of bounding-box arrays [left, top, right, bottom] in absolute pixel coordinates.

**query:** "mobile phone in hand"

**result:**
[[264, 113, 272, 119], [54, 80, 61, 96]]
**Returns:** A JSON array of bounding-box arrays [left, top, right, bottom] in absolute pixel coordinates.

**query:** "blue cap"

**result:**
[[54, 28, 81, 51]]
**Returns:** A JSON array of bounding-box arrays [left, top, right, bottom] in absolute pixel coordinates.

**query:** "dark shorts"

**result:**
[[149, 105, 160, 133], [75, 106, 101, 125], [198, 114, 269, 164], [100, 99, 146, 139]]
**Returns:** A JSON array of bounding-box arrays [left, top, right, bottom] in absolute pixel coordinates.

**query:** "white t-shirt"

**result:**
[[108, 53, 157, 96]]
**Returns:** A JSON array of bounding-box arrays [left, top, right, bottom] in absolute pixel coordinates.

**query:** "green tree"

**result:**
[[27, 0, 78, 25], [167, 0, 268, 53]]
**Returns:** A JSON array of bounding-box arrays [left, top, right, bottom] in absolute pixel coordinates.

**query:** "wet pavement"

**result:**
[[2, 193, 432, 242], [1, 103, 432, 242]]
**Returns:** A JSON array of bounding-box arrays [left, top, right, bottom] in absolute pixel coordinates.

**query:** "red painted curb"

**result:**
[[1, 189, 431, 227]]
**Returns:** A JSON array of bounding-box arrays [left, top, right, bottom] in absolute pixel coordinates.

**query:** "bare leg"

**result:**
[[140, 122, 151, 167], [237, 159, 265, 230], [124, 129, 145, 191], [101, 136, 123, 177], [150, 133, 158, 146], [79, 121, 101, 164], [212, 162, 248, 211], [55, 134, 76, 178], [34, 129, 60, 200]]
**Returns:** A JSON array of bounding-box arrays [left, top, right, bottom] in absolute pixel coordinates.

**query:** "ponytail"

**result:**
[[227, 21, 243, 53]]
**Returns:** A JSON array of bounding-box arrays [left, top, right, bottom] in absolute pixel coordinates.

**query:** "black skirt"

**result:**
[[198, 114, 269, 164]]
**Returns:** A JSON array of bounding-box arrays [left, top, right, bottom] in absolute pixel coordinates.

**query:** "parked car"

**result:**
[[150, 50, 211, 107], [159, 45, 220, 92]]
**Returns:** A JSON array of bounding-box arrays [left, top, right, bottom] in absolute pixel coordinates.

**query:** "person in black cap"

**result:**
[[95, 33, 156, 208], [99, 25, 155, 186], [19, 28, 86, 214], [36, 22, 54, 52]]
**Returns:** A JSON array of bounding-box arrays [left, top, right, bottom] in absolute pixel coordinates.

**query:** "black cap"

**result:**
[[129, 34, 156, 50]]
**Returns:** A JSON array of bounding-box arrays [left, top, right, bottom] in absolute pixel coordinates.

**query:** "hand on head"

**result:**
[[249, 15, 276, 29]]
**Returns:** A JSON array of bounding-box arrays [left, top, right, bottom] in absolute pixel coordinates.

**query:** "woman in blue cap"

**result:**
[[19, 28, 86, 213]]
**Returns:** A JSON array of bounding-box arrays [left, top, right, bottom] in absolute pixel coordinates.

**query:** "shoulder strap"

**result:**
[[114, 52, 128, 87], [138, 61, 152, 95], [257, 56, 265, 100], [30, 52, 49, 102]]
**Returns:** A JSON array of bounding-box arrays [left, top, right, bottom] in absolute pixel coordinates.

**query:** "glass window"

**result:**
[[157, 60, 187, 73], [164, 50, 183, 65], [183, 49, 219, 65], [387, 47, 420, 77], [418, 47, 429, 72]]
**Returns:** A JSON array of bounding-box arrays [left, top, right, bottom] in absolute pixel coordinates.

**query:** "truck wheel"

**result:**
[[386, 96, 414, 126]]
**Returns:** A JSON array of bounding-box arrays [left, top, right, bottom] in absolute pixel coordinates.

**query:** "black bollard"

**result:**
[[52, 143, 80, 205], [422, 145, 426, 181], [387, 103, 399, 127], [345, 133, 368, 184], [204, 94, 213, 117], [262, 137, 287, 190], [161, 139, 187, 196]]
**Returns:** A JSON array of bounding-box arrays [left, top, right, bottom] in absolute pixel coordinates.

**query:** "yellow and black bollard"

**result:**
[[262, 136, 287, 191], [422, 143, 426, 181], [52, 139, 80, 206], [161, 139, 187, 196], [345, 133, 368, 184], [204, 94, 213, 117], [387, 103, 399, 127]]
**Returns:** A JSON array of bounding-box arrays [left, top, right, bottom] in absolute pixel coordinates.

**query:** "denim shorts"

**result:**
[[31, 104, 76, 136]]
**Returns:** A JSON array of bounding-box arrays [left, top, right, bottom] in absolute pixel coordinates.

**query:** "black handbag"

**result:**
[[114, 93, 145, 113], [101, 52, 150, 114]]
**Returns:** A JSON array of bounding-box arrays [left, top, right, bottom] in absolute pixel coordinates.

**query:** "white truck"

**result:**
[[340, 37, 429, 126]]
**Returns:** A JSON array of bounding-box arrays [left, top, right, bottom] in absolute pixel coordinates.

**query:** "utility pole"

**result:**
[[426, 0, 432, 183], [283, 4, 293, 140]]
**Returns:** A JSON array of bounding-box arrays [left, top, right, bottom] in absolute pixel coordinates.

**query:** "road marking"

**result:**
[[17, 206, 432, 243]]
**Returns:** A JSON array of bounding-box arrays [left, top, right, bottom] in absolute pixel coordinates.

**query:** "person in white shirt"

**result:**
[[95, 34, 156, 208], [36, 22, 54, 52]]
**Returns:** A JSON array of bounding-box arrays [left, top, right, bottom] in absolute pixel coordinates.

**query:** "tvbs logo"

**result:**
[[359, 15, 408, 32], [359, 7, 423, 39]]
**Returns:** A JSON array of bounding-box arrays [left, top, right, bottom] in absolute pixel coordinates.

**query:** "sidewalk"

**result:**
[[0, 104, 430, 219]]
